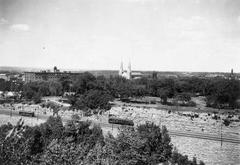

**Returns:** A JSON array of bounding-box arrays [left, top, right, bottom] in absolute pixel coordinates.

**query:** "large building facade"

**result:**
[[24, 67, 79, 83]]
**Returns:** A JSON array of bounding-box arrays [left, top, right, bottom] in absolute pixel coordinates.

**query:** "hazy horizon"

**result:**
[[0, 65, 238, 74], [1, 0, 240, 72]]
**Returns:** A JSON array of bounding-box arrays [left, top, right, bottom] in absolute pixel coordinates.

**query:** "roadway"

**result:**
[[0, 108, 240, 144]]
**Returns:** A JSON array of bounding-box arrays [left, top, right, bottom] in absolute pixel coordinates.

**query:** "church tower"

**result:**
[[230, 68, 235, 80], [119, 61, 123, 76], [127, 61, 131, 79]]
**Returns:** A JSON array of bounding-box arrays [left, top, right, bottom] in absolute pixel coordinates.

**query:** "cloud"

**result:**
[[10, 24, 30, 32], [0, 18, 8, 25], [165, 15, 215, 42], [123, 0, 154, 3]]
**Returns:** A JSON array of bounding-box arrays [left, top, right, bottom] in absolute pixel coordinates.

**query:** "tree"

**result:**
[[74, 95, 87, 110], [137, 123, 173, 164], [73, 72, 96, 94], [161, 78, 176, 98], [85, 142, 109, 165], [33, 92, 42, 104], [99, 123, 173, 165], [73, 89, 113, 111], [0, 79, 11, 92], [84, 89, 113, 110], [206, 79, 240, 108], [29, 127, 45, 155], [102, 123, 203, 165], [48, 81, 63, 96], [158, 88, 168, 104], [44, 101, 61, 116], [22, 84, 35, 99], [0, 123, 13, 142], [71, 114, 81, 121], [0, 116, 205, 165], [170, 148, 203, 165], [0, 119, 32, 164], [176, 93, 191, 102], [59, 75, 72, 92], [40, 139, 87, 165], [45, 116, 64, 140], [39, 116, 64, 147], [64, 120, 104, 149], [104, 127, 147, 165], [22, 80, 64, 102]]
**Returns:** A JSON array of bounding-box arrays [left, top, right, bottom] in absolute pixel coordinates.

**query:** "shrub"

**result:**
[[223, 119, 231, 126]]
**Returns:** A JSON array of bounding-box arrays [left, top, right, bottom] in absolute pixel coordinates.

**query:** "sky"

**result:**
[[0, 0, 240, 72]]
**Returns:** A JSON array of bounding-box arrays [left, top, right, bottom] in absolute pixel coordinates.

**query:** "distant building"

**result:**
[[205, 73, 225, 78], [119, 62, 145, 79], [203, 69, 240, 80], [119, 61, 131, 79], [0, 73, 20, 82], [229, 68, 240, 80], [0, 74, 8, 81], [24, 66, 80, 83], [131, 72, 144, 79], [229, 68, 235, 80]]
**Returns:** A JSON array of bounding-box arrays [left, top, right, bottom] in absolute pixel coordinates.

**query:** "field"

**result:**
[[101, 105, 240, 165], [0, 114, 45, 126], [106, 105, 240, 138], [171, 136, 240, 165]]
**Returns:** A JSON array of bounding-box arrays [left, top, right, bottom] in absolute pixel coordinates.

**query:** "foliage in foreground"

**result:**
[[0, 117, 205, 165]]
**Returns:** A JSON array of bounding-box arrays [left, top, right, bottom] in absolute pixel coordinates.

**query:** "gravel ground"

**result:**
[[106, 105, 240, 165], [171, 136, 240, 165], [107, 106, 240, 138], [0, 114, 45, 126]]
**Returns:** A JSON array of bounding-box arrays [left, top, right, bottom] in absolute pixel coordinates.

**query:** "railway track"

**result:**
[[168, 130, 240, 144], [95, 122, 240, 144], [1, 109, 240, 144]]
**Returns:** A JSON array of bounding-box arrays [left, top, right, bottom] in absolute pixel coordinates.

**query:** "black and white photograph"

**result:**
[[0, 0, 240, 164]]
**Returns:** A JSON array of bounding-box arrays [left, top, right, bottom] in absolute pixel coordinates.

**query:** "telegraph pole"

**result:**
[[218, 105, 223, 147], [10, 106, 12, 117], [158, 114, 161, 128], [221, 119, 223, 147]]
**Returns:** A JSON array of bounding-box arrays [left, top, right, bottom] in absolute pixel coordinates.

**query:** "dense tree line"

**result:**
[[205, 78, 240, 109], [4, 72, 237, 109], [22, 81, 62, 103], [0, 78, 23, 92], [0, 116, 205, 165]]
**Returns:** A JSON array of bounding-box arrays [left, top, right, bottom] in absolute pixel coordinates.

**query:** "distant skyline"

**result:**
[[0, 0, 240, 72]]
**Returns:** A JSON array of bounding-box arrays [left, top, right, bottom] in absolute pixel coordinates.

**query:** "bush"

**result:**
[[71, 114, 81, 121], [73, 90, 113, 111], [223, 119, 231, 126], [0, 117, 205, 165], [171, 149, 203, 165], [186, 101, 197, 107], [33, 93, 42, 104]]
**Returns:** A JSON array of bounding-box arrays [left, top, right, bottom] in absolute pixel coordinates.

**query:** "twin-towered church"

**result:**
[[119, 62, 144, 80], [119, 61, 132, 79]]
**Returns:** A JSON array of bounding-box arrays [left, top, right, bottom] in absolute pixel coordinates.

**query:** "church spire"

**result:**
[[127, 61, 131, 79], [119, 61, 123, 76]]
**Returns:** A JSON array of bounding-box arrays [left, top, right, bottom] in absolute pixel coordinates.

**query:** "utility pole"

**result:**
[[158, 114, 161, 127], [218, 105, 223, 147], [37, 110, 38, 120], [221, 119, 223, 147], [10, 106, 12, 117]]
